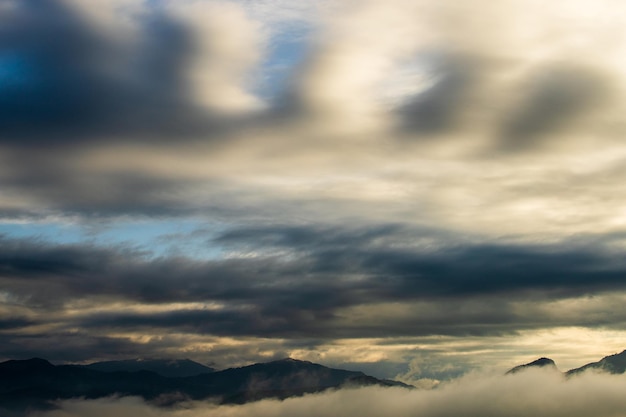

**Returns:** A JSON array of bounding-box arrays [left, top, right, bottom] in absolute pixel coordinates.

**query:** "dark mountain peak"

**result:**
[[527, 357, 556, 367], [186, 356, 403, 404], [238, 357, 325, 371], [276, 357, 304, 362], [567, 349, 626, 376], [82, 358, 215, 377], [242, 357, 368, 378], [269, 357, 314, 366], [0, 357, 55, 373], [506, 357, 558, 374]]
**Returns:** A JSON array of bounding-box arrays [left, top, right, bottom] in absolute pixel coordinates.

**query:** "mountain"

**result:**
[[0, 358, 181, 416], [0, 357, 411, 415], [507, 349, 626, 377], [506, 357, 559, 375], [80, 358, 215, 377], [181, 358, 411, 404], [566, 349, 626, 376]]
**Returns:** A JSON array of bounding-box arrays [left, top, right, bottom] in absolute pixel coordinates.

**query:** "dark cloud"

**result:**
[[214, 223, 406, 251], [0, 0, 222, 144], [0, 0, 273, 220], [0, 316, 34, 330], [0, 332, 146, 363], [77, 301, 539, 340], [498, 66, 610, 150], [214, 224, 626, 300], [1, 225, 625, 307], [82, 308, 333, 338], [396, 54, 474, 135], [1, 223, 626, 359], [0, 157, 207, 218]]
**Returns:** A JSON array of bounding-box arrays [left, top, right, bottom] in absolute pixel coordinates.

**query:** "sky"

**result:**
[[2, 0, 626, 386]]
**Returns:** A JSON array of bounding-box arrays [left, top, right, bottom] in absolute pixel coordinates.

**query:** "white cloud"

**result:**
[[165, 1, 268, 113]]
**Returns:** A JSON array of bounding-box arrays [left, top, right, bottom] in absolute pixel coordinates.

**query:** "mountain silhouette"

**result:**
[[79, 358, 215, 377], [566, 349, 626, 376], [0, 357, 411, 415], [180, 358, 411, 404], [506, 357, 559, 374], [507, 349, 626, 377]]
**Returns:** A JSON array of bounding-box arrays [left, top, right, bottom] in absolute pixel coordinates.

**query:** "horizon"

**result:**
[[3, 0, 626, 390], [5, 348, 626, 374]]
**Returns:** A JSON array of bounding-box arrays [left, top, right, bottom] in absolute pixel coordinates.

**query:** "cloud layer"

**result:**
[[29, 369, 626, 417], [2, 225, 626, 373], [2, 0, 626, 379], [2, 0, 626, 228]]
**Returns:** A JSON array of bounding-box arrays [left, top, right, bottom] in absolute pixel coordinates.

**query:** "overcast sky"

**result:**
[[2, 0, 626, 384]]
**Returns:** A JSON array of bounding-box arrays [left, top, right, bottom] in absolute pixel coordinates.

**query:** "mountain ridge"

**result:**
[[77, 358, 215, 377], [0, 357, 411, 416], [5, 349, 626, 417], [565, 349, 626, 376], [507, 349, 626, 376]]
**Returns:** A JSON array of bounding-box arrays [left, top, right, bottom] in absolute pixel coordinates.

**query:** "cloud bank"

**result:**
[[29, 369, 626, 417]]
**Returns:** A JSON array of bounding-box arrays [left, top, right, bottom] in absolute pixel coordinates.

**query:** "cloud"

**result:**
[[3, 226, 626, 310], [165, 0, 268, 113], [0, 0, 194, 142], [4, 0, 626, 379], [2, 224, 626, 365], [1, 0, 626, 235], [280, 0, 425, 131], [0, 0, 266, 145], [396, 54, 474, 135], [28, 369, 626, 417], [390, 0, 625, 149], [497, 66, 611, 150]]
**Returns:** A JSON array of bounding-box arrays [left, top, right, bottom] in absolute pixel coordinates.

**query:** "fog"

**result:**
[[31, 369, 626, 417]]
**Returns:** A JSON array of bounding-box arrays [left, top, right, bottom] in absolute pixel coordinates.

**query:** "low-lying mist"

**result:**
[[30, 368, 626, 417]]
